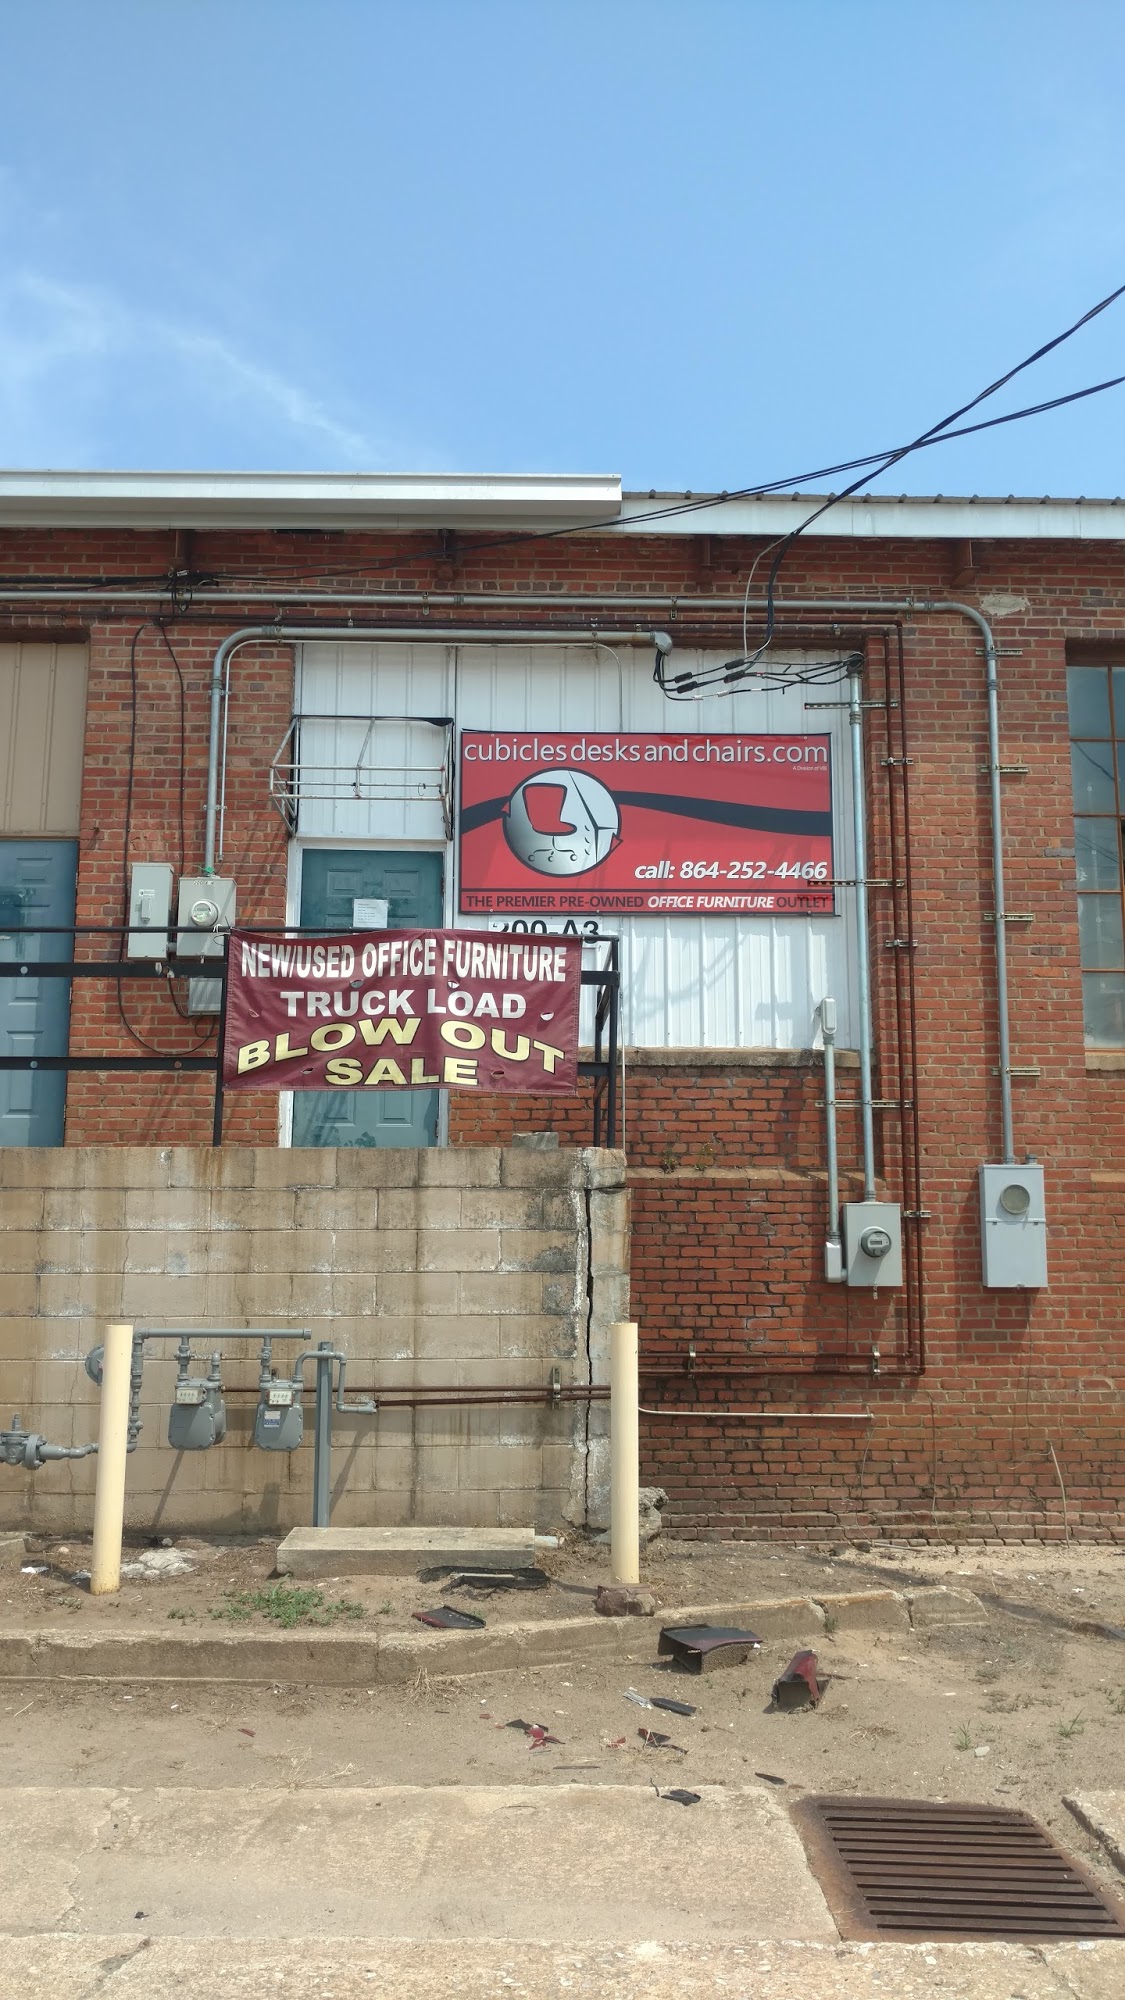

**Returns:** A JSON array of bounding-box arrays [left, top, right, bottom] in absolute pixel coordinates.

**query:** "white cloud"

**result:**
[[0, 271, 395, 467]]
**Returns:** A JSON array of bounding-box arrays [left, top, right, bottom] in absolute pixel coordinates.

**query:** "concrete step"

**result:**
[[276, 1524, 540, 1576], [2, 1783, 835, 1943], [10, 1935, 1125, 2000]]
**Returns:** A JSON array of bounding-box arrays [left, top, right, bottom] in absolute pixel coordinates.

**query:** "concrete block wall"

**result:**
[[0, 1145, 629, 1536]]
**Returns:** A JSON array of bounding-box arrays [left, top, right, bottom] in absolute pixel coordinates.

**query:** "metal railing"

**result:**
[[0, 924, 621, 1149]]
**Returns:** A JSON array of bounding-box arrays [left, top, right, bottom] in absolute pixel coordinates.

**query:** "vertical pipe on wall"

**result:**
[[848, 665, 877, 1201], [610, 1320, 640, 1585], [89, 1321, 134, 1595], [821, 997, 842, 1280]]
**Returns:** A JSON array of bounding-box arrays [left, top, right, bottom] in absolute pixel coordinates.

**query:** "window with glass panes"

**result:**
[[1068, 664, 1125, 1046]]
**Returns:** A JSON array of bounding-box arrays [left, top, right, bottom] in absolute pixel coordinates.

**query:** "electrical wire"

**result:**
[[656, 280, 1125, 697], [717, 278, 1125, 689], [114, 620, 215, 1055], [118, 362, 1125, 592], [0, 369, 1120, 607]]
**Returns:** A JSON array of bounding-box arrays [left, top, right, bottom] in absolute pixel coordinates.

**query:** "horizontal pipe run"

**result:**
[[638, 1407, 872, 1421]]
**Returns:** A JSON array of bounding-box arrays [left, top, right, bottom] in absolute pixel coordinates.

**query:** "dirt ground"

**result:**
[[2, 1533, 1125, 1894], [6, 1526, 1125, 1635]]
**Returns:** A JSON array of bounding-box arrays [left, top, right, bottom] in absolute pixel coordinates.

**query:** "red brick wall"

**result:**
[[5, 521, 1125, 1539]]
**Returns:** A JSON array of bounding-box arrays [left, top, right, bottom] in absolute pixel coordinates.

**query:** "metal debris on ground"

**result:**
[[638, 1728, 686, 1753], [658, 1788, 701, 1806], [447, 1568, 551, 1593], [411, 1606, 486, 1630], [20, 1563, 49, 1575], [657, 1623, 762, 1673], [771, 1650, 824, 1711], [651, 1696, 697, 1717], [755, 1771, 788, 1786], [624, 1688, 653, 1709]]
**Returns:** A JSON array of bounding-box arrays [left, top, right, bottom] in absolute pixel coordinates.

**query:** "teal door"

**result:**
[[0, 839, 78, 1146], [292, 849, 444, 1148]]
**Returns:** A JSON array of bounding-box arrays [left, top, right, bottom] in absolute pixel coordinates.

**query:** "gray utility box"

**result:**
[[175, 875, 236, 1014], [127, 863, 173, 958], [979, 1163, 1047, 1288], [842, 1201, 903, 1288]]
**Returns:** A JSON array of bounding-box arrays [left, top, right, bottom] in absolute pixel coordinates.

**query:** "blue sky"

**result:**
[[1, 0, 1123, 494]]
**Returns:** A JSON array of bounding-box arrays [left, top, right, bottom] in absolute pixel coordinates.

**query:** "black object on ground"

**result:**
[[771, 1649, 823, 1710], [650, 1696, 697, 1717], [658, 1789, 701, 1806], [792, 1795, 1125, 1941], [411, 1606, 486, 1630], [638, 1727, 686, 1752], [657, 1623, 762, 1673], [755, 1771, 788, 1786], [447, 1568, 551, 1593]]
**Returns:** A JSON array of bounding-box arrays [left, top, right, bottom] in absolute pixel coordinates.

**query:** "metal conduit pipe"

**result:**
[[848, 666, 877, 1201], [638, 1407, 872, 1421], [0, 582, 1009, 1154], [207, 624, 664, 872]]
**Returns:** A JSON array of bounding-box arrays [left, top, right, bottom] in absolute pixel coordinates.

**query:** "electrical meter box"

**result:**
[[167, 1379, 227, 1451], [979, 1163, 1047, 1288], [175, 876, 236, 957], [842, 1201, 903, 1288], [254, 1380, 304, 1452], [127, 863, 173, 958], [176, 875, 236, 1014]]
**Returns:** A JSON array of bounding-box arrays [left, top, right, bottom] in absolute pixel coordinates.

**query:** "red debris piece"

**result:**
[[771, 1650, 823, 1711]]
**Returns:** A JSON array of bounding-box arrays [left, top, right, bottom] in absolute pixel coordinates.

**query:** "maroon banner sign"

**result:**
[[222, 929, 583, 1095]]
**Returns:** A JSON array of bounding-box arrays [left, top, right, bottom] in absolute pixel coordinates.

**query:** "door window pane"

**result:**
[[1083, 973, 1125, 1047], [1075, 818, 1122, 890], [1071, 741, 1116, 813], [1078, 895, 1125, 968], [1068, 666, 1111, 737]]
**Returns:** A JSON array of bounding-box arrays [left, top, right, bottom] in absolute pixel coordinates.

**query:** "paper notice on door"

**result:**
[[352, 898, 389, 930]]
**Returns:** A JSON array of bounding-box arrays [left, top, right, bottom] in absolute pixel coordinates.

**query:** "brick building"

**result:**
[[1, 470, 1123, 1541]]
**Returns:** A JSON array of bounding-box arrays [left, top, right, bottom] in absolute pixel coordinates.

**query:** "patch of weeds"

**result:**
[[955, 1726, 975, 1751], [1057, 1713, 1085, 1739], [379, 1602, 392, 1615], [210, 1585, 364, 1630], [660, 1147, 680, 1175], [166, 1607, 195, 1622], [1107, 1688, 1125, 1716], [822, 1611, 839, 1638]]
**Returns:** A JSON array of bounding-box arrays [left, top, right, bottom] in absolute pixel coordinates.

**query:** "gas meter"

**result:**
[[167, 1352, 227, 1451], [254, 1375, 304, 1452]]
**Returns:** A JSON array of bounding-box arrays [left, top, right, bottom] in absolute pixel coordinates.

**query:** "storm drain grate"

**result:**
[[792, 1796, 1125, 1942]]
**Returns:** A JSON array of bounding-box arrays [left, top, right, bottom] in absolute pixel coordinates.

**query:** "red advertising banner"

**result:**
[[221, 930, 583, 1095], [459, 731, 834, 915]]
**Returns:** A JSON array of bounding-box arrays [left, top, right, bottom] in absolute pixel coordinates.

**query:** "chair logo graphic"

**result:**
[[502, 769, 621, 877]]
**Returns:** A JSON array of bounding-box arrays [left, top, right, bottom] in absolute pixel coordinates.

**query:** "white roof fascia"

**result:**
[[0, 471, 622, 530], [618, 492, 1125, 540]]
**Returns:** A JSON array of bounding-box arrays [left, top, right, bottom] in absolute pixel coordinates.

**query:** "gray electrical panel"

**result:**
[[127, 863, 173, 958], [842, 1200, 903, 1288], [979, 1163, 1047, 1288], [176, 875, 236, 1013]]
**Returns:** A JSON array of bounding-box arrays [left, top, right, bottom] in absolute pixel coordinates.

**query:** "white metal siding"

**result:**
[[295, 641, 859, 1049]]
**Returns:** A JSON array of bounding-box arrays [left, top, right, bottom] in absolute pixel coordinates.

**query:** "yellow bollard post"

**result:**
[[89, 1322, 133, 1595], [610, 1319, 640, 1586]]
